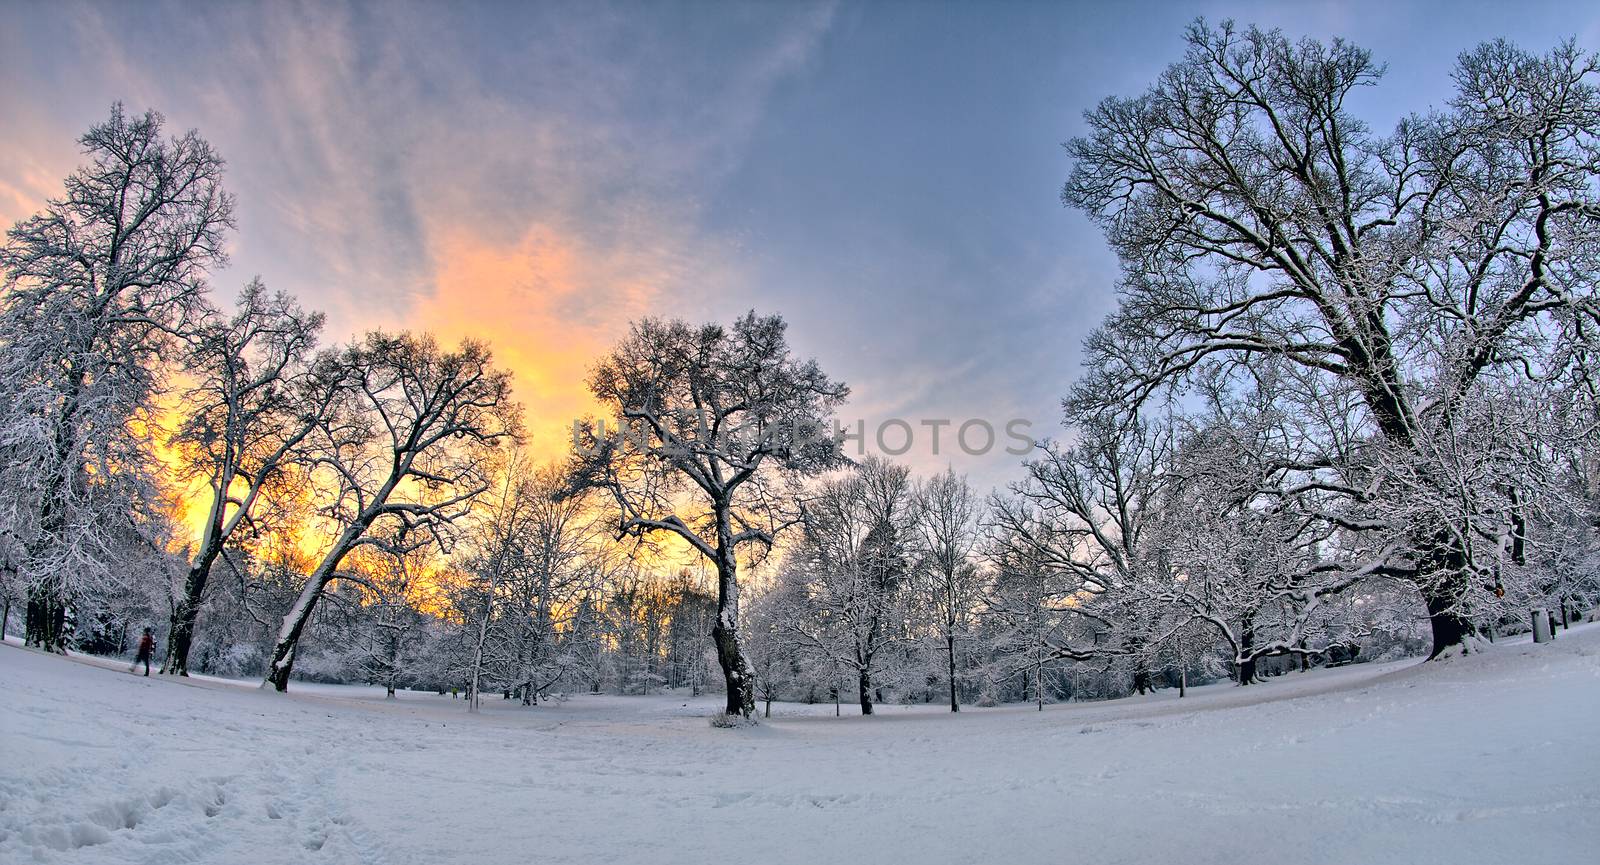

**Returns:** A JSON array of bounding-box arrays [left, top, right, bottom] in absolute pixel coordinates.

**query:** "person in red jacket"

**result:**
[[131, 627, 155, 676]]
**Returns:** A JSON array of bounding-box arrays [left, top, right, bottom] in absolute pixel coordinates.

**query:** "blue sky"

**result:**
[[3, 0, 1597, 491]]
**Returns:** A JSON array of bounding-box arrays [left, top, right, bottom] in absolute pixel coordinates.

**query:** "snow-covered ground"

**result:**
[[3, 626, 1597, 865]]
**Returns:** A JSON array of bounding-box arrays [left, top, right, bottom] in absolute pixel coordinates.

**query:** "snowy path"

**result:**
[[3, 626, 1597, 865]]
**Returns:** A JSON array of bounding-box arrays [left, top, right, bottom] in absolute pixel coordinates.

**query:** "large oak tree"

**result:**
[[1063, 22, 1600, 656], [569, 312, 848, 718], [0, 106, 232, 651]]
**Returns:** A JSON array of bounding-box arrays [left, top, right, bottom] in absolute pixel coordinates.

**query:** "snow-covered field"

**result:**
[[3, 626, 1597, 865]]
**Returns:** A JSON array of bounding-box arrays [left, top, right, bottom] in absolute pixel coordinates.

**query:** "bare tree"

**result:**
[[448, 451, 541, 711], [1139, 393, 1381, 683], [913, 467, 983, 711], [989, 406, 1173, 639], [568, 312, 848, 718], [1063, 22, 1600, 655], [994, 370, 1390, 683], [778, 457, 916, 716], [345, 529, 437, 698], [163, 281, 328, 674], [982, 540, 1072, 711], [263, 333, 517, 691], [0, 105, 232, 651], [505, 462, 595, 704], [664, 567, 718, 693], [446, 551, 500, 713]]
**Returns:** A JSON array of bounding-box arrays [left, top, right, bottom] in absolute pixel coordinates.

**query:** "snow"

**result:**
[[3, 626, 1598, 865]]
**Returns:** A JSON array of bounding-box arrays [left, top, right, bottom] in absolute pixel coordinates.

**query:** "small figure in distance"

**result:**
[[130, 627, 155, 677]]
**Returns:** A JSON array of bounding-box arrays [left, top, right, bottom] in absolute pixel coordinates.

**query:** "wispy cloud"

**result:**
[[2, 0, 838, 465]]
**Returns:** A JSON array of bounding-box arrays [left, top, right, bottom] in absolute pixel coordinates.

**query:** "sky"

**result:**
[[3, 0, 1598, 494]]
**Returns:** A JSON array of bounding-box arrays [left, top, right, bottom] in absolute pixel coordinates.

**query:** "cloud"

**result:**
[[1, 0, 838, 475], [413, 221, 709, 461]]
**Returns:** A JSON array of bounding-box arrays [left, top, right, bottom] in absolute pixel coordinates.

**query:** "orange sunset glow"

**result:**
[[411, 226, 646, 462]]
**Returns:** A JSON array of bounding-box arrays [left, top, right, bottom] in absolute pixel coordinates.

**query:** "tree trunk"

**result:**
[[1412, 523, 1478, 658], [946, 633, 959, 713], [1423, 588, 1475, 658], [858, 667, 874, 716], [467, 648, 483, 713], [1237, 622, 1257, 685], [27, 376, 82, 656], [616, 633, 630, 695], [521, 639, 536, 706], [387, 631, 401, 698], [264, 574, 331, 691], [25, 589, 68, 653], [164, 555, 219, 676], [467, 600, 492, 713], [264, 522, 369, 691], [709, 548, 755, 718]]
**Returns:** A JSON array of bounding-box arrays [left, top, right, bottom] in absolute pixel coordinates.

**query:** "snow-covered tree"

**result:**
[[1063, 23, 1600, 656], [263, 333, 517, 691], [0, 105, 232, 651], [568, 312, 849, 718], [777, 457, 918, 715], [663, 567, 718, 693], [345, 533, 438, 698], [1140, 392, 1381, 683], [445, 452, 601, 709], [448, 454, 532, 710], [982, 539, 1074, 710], [604, 560, 675, 695], [989, 403, 1173, 658], [162, 280, 328, 675], [501, 463, 596, 704], [912, 467, 984, 711], [990, 368, 1384, 686], [175, 529, 307, 678], [1406, 371, 1600, 632], [744, 580, 804, 717]]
